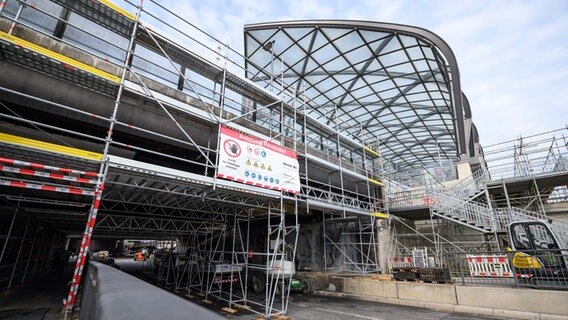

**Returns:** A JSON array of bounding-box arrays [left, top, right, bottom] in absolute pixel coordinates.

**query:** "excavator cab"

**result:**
[[508, 221, 568, 285]]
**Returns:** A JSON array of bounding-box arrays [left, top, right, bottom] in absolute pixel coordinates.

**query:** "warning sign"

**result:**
[[216, 126, 300, 193]]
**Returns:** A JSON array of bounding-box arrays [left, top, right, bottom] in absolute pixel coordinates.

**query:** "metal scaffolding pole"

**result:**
[[30, 228, 45, 278], [0, 207, 17, 266], [8, 217, 29, 289], [7, 0, 24, 34], [64, 0, 143, 312], [21, 225, 39, 282]]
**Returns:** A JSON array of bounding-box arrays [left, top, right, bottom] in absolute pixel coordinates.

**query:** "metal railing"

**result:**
[[387, 134, 568, 232], [387, 188, 428, 208], [486, 153, 568, 183], [430, 192, 494, 231]]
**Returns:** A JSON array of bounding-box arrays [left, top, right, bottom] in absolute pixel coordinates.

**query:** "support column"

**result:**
[[377, 219, 389, 273]]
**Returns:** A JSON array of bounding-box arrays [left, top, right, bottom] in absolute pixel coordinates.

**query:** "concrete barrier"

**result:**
[[342, 277, 397, 298], [80, 262, 224, 320], [314, 277, 568, 319], [397, 281, 457, 304], [455, 285, 568, 316]]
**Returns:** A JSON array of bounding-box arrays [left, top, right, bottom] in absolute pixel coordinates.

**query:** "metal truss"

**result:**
[[322, 214, 380, 274], [95, 214, 219, 235], [300, 184, 375, 212]]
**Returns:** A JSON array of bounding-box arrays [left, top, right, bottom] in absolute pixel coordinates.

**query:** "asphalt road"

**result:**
[[215, 294, 506, 320], [114, 258, 504, 320]]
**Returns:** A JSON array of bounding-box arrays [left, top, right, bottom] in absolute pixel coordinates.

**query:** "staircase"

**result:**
[[430, 175, 568, 252], [429, 191, 494, 233], [387, 130, 568, 251], [426, 163, 560, 233]]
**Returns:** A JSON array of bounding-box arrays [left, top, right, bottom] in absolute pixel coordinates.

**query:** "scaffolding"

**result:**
[[385, 126, 568, 264], [0, 0, 386, 318]]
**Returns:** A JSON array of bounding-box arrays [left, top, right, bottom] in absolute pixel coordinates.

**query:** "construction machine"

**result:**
[[507, 220, 568, 286]]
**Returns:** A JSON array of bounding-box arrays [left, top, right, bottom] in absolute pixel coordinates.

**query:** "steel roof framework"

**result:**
[[244, 21, 466, 168]]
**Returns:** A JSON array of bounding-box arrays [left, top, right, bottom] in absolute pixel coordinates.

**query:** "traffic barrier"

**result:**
[[388, 256, 413, 271], [466, 254, 514, 277]]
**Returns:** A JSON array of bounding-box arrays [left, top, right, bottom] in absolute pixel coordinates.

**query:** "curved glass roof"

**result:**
[[244, 20, 467, 168]]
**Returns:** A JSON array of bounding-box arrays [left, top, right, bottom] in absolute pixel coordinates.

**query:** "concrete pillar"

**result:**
[[455, 162, 472, 180], [377, 219, 390, 273]]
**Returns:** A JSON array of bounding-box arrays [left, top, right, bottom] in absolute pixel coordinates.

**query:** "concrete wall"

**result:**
[[456, 286, 568, 316], [294, 220, 375, 273], [295, 222, 323, 272], [318, 277, 568, 319]]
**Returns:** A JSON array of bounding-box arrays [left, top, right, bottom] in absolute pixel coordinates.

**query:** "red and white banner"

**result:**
[[216, 126, 300, 193]]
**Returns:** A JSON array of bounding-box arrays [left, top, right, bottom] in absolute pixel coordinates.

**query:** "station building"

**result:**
[[0, 1, 567, 318]]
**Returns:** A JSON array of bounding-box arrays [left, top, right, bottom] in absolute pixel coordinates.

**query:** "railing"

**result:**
[[387, 148, 567, 232], [430, 192, 494, 230], [387, 188, 428, 208], [445, 249, 568, 291], [486, 153, 568, 182]]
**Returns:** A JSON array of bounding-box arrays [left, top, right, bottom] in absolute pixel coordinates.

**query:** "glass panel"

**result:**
[[381, 36, 402, 54], [511, 224, 531, 250], [528, 223, 559, 250], [379, 51, 408, 67], [312, 44, 341, 64], [345, 45, 373, 64], [399, 35, 418, 47], [64, 14, 128, 64], [15, 1, 61, 34]]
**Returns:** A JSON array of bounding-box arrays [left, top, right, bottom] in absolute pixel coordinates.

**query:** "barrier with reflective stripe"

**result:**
[[466, 254, 514, 277], [0, 156, 101, 177], [388, 256, 414, 270]]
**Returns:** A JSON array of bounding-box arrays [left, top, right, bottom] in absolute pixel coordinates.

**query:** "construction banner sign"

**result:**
[[217, 126, 300, 193]]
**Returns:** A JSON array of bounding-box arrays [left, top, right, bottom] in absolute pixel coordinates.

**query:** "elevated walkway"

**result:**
[[389, 151, 568, 234]]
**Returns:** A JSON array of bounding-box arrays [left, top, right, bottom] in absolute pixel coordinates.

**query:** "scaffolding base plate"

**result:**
[[233, 303, 251, 310], [221, 307, 237, 314]]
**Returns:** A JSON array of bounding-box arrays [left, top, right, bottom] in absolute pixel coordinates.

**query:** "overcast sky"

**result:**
[[140, 0, 568, 147]]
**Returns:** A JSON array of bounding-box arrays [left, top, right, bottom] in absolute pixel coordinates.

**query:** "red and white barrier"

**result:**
[[0, 157, 103, 310], [466, 254, 514, 277], [0, 179, 95, 196], [0, 157, 100, 177], [388, 256, 414, 270], [0, 164, 98, 184]]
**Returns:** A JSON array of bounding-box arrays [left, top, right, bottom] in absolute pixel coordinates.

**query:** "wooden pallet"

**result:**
[[371, 274, 394, 281], [418, 280, 452, 284], [394, 278, 418, 282]]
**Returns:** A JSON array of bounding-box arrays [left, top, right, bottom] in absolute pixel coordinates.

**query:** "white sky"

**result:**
[[149, 0, 568, 147]]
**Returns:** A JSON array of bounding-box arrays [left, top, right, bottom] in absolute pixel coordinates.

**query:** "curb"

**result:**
[[313, 290, 568, 320]]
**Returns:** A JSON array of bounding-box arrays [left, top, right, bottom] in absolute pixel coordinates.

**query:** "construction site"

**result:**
[[0, 1, 567, 319]]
